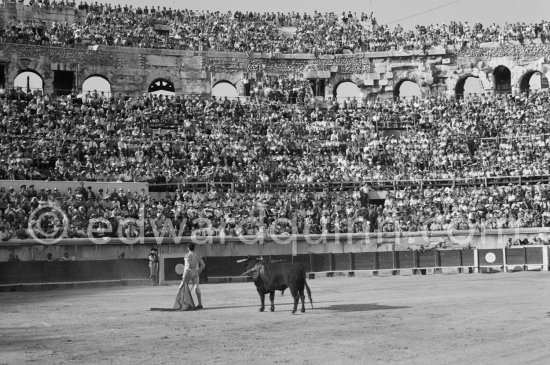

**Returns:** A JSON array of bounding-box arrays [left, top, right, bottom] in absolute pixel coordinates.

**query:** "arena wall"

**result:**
[[1, 234, 548, 288]]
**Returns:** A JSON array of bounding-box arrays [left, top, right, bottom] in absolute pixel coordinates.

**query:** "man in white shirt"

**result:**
[[180, 242, 205, 310]]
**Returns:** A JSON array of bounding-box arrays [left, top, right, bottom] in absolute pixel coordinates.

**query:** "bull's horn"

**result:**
[[236, 258, 248, 263]]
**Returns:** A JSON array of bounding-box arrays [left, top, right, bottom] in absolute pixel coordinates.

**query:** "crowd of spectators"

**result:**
[[246, 75, 313, 103], [0, 85, 549, 240], [1, 88, 550, 184], [2, 3, 550, 241], [380, 183, 550, 232], [4, 178, 550, 241], [0, 184, 372, 241], [1, 2, 549, 54]]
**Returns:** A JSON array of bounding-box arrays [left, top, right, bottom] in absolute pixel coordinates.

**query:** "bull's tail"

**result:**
[[302, 266, 313, 309], [305, 280, 313, 309]]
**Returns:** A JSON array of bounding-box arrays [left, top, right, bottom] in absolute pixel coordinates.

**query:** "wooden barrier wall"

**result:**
[[1, 246, 548, 288], [0, 259, 149, 288], [1, 241, 548, 288]]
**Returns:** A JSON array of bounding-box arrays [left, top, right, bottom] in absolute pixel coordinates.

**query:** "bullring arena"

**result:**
[[3, 273, 550, 364], [2, 0, 550, 363]]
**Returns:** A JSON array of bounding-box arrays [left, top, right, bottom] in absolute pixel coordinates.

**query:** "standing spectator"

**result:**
[[148, 247, 159, 285]]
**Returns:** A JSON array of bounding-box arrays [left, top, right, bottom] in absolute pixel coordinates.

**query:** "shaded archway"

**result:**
[[520, 71, 549, 94], [455, 75, 484, 98], [308, 78, 326, 97], [212, 80, 238, 99], [333, 81, 359, 103], [394, 79, 422, 99], [13, 70, 43, 94], [0, 65, 5, 89], [148, 78, 175, 96], [53, 70, 75, 96], [82, 75, 111, 98], [493, 65, 511, 94]]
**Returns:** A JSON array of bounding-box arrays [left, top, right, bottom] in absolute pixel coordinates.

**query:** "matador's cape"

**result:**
[[150, 282, 195, 311], [173, 282, 195, 311]]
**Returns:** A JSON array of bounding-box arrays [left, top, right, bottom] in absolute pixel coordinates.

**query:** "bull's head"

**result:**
[[238, 256, 265, 279]]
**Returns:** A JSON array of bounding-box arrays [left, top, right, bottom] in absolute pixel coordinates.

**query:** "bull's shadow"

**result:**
[[150, 302, 406, 312], [203, 300, 340, 311], [319, 303, 409, 312], [168, 302, 407, 312]]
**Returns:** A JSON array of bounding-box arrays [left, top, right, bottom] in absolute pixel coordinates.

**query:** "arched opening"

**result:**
[[212, 81, 238, 99], [520, 71, 549, 94], [82, 75, 111, 99], [493, 65, 511, 94], [148, 78, 175, 96], [394, 79, 422, 99], [455, 75, 484, 98], [333, 81, 360, 103], [14, 70, 43, 94]]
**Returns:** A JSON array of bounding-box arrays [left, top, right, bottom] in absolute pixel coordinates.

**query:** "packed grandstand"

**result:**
[[1, 2, 549, 53], [1, 1, 550, 241]]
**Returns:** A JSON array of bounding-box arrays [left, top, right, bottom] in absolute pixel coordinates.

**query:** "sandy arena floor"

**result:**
[[2, 272, 550, 365]]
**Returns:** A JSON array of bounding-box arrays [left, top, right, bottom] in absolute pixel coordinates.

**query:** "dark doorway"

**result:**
[[0, 65, 5, 88], [53, 70, 75, 95], [243, 80, 251, 96], [493, 65, 511, 94], [308, 78, 325, 97], [455, 76, 468, 99], [0, 65, 6, 89]]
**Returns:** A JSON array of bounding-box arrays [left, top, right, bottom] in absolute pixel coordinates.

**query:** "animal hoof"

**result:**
[[291, 310, 296, 314], [270, 307, 275, 312], [301, 308, 305, 313], [258, 307, 265, 312]]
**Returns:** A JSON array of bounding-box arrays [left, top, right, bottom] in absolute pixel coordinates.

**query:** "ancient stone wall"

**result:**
[[1, 40, 550, 98]]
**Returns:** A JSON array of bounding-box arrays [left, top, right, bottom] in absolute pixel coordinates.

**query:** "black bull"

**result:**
[[240, 258, 313, 314]]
